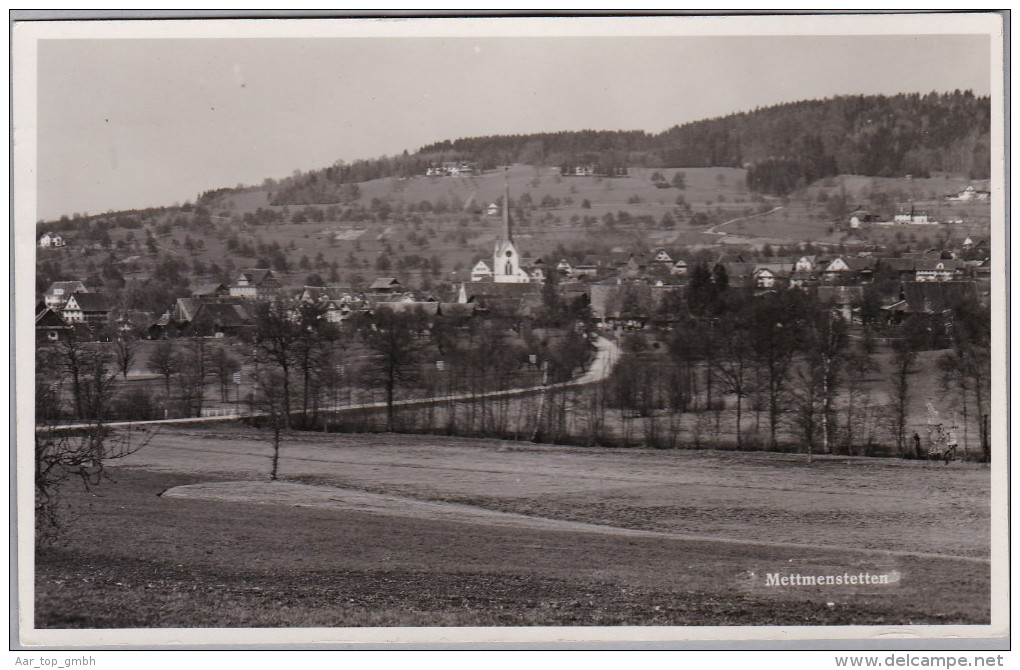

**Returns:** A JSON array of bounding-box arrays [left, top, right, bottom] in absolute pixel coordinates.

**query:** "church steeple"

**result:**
[[492, 167, 529, 284], [502, 167, 512, 244]]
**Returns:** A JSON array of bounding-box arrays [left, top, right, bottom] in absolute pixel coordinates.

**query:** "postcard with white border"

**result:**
[[12, 12, 1009, 650]]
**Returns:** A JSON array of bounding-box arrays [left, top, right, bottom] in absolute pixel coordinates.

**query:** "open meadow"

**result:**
[[36, 425, 990, 628]]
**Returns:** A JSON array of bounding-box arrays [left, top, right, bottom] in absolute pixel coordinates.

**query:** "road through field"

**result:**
[[161, 478, 987, 564], [706, 205, 784, 237], [116, 427, 991, 561], [44, 336, 622, 431]]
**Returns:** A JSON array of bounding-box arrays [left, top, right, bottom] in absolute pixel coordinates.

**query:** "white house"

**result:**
[[471, 260, 493, 282], [230, 268, 283, 299], [61, 292, 111, 325], [822, 257, 851, 282], [754, 268, 778, 290], [895, 208, 934, 225], [794, 256, 816, 272], [651, 248, 674, 265], [38, 232, 65, 248], [44, 280, 88, 309], [915, 260, 962, 282], [950, 185, 991, 202]]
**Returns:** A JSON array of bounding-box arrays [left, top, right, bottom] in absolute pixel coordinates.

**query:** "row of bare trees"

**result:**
[[604, 287, 991, 459]]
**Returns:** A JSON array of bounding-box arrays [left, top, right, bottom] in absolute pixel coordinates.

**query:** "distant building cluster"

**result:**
[[425, 162, 476, 177], [34, 177, 991, 348], [37, 232, 66, 248]]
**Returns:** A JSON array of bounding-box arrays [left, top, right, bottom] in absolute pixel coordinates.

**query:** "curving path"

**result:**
[[705, 205, 783, 237], [161, 479, 989, 564]]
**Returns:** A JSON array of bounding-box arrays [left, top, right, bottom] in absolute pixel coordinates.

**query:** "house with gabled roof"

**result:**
[[61, 292, 111, 325], [915, 259, 965, 282], [848, 209, 874, 229], [608, 250, 631, 268], [573, 256, 600, 278], [230, 268, 283, 299], [171, 296, 246, 326], [36, 306, 72, 343], [753, 267, 780, 290], [822, 257, 852, 282], [44, 280, 89, 310], [794, 256, 816, 273], [651, 248, 674, 265], [369, 277, 404, 294], [191, 283, 230, 298], [299, 285, 362, 323], [471, 260, 493, 282], [183, 302, 252, 337], [520, 257, 545, 282], [38, 232, 66, 248]]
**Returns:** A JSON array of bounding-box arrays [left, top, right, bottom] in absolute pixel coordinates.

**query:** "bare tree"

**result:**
[[55, 329, 92, 420], [292, 298, 341, 427], [356, 306, 428, 431], [35, 425, 149, 536], [147, 339, 180, 418], [937, 301, 990, 461], [178, 336, 212, 417], [792, 308, 849, 456], [210, 345, 240, 403], [749, 293, 803, 449], [251, 369, 288, 481], [841, 348, 879, 454], [35, 344, 150, 534], [112, 331, 137, 380], [890, 318, 926, 457], [714, 316, 755, 449], [251, 299, 305, 428]]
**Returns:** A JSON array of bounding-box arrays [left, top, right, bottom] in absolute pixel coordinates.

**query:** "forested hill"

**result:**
[[262, 91, 990, 204]]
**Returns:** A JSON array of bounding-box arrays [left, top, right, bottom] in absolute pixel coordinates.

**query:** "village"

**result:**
[[35, 176, 992, 344], [33, 170, 992, 465]]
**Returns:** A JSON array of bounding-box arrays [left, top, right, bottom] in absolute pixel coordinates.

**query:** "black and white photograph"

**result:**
[[12, 12, 1008, 652]]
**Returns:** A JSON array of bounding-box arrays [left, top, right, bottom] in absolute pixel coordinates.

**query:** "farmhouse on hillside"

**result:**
[[230, 268, 283, 299], [38, 232, 66, 248], [60, 292, 111, 325], [44, 280, 89, 310]]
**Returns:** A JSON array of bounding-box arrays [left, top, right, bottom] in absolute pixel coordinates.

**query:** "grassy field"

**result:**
[[35, 426, 991, 628]]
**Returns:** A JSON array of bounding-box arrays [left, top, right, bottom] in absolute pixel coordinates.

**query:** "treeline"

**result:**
[[600, 271, 991, 459], [263, 91, 989, 204]]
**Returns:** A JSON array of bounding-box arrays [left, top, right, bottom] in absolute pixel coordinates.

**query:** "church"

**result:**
[[477, 171, 540, 284]]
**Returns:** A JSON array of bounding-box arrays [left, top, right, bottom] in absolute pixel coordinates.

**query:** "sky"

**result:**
[[32, 23, 993, 222]]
